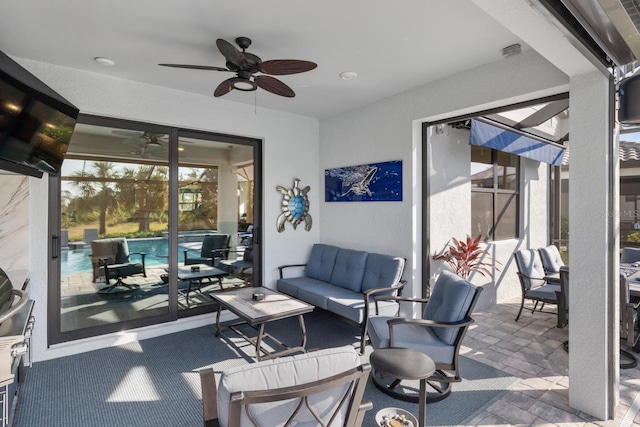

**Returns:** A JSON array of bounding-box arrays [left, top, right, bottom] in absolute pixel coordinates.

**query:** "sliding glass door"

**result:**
[[48, 115, 260, 344]]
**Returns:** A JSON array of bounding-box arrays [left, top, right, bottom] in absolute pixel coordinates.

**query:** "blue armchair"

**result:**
[[367, 270, 482, 402]]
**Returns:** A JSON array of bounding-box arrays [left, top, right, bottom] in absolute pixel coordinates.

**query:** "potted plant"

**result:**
[[432, 234, 499, 279]]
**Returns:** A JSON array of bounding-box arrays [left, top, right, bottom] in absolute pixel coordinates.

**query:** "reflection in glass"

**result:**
[[177, 136, 254, 312], [59, 125, 169, 333], [470, 146, 493, 188]]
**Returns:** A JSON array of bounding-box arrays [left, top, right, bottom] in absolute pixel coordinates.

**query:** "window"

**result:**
[[471, 146, 519, 240]]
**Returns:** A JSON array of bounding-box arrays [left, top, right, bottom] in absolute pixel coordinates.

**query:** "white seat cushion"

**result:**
[[217, 346, 361, 427]]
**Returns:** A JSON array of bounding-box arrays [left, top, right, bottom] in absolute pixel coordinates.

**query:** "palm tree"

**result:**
[[69, 161, 119, 235]]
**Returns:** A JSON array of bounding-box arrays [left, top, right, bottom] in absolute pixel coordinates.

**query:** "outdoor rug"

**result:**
[[14, 310, 518, 427]]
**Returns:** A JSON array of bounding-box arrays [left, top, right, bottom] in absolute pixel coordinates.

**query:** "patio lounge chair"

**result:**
[[199, 346, 372, 427], [513, 249, 560, 321], [366, 270, 482, 402], [184, 234, 230, 266], [90, 238, 146, 294]]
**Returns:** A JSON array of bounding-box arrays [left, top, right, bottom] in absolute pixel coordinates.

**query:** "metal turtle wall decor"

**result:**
[[276, 178, 312, 232]]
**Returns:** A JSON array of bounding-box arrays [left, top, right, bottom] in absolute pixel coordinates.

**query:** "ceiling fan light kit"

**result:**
[[159, 36, 317, 98]]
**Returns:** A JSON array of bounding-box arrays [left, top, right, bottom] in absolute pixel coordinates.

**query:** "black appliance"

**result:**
[[0, 50, 78, 178]]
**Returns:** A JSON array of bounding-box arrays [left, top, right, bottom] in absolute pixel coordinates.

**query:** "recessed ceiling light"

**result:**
[[339, 71, 358, 80], [94, 57, 115, 66]]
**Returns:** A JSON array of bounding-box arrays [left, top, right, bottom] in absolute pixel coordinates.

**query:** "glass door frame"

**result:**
[[47, 114, 262, 345]]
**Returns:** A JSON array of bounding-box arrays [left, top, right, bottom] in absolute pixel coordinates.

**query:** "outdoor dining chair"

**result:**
[[538, 245, 565, 275], [621, 247, 640, 264], [513, 249, 560, 321]]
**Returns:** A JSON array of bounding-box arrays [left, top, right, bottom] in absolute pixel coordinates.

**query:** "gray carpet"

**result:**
[[14, 311, 518, 426]]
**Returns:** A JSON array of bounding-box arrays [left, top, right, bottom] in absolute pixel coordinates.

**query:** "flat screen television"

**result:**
[[0, 50, 78, 178]]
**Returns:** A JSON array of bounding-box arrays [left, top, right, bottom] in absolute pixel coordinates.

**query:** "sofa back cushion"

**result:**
[[423, 270, 477, 345], [306, 244, 339, 282], [330, 249, 368, 293], [361, 253, 405, 293], [216, 346, 361, 427]]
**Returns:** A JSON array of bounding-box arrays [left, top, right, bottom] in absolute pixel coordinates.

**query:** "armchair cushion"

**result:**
[[423, 271, 477, 346], [114, 238, 130, 264], [306, 244, 339, 282], [215, 346, 363, 427], [367, 317, 456, 363]]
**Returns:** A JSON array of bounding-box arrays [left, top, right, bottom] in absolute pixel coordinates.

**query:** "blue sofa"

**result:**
[[277, 243, 406, 353]]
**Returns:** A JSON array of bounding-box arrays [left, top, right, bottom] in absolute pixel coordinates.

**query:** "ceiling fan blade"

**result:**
[[259, 60, 317, 75], [255, 75, 295, 97], [214, 77, 235, 97], [113, 130, 143, 138], [158, 63, 231, 72], [216, 38, 247, 68]]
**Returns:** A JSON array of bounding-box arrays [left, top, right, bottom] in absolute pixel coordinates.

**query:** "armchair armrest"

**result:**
[[129, 252, 146, 265], [199, 367, 219, 426], [278, 264, 307, 279], [369, 288, 428, 316]]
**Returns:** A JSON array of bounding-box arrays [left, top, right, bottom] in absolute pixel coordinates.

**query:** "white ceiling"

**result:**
[[0, 0, 528, 119]]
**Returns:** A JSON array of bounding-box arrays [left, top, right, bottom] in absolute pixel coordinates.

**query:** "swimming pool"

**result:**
[[61, 238, 192, 275]]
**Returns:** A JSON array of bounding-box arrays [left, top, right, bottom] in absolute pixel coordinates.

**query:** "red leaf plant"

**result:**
[[432, 234, 500, 279]]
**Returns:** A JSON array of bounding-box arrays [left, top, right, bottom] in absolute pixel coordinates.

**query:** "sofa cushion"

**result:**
[[423, 271, 477, 346], [329, 249, 368, 293], [306, 244, 339, 283], [328, 292, 398, 324], [297, 282, 349, 310], [216, 346, 361, 427], [277, 276, 329, 300], [361, 253, 404, 293]]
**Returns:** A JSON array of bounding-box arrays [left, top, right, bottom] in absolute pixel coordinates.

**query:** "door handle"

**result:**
[[51, 234, 59, 259]]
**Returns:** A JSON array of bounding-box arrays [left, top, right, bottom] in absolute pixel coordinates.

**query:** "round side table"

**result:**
[[370, 347, 435, 427]]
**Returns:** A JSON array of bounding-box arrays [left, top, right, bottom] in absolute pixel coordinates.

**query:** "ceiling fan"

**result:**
[[112, 130, 168, 157], [159, 37, 317, 98]]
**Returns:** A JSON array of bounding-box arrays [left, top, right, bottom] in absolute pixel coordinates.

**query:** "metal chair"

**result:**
[[366, 270, 482, 402], [513, 249, 560, 321], [538, 245, 565, 275], [620, 273, 640, 368], [199, 346, 372, 427], [184, 234, 230, 266]]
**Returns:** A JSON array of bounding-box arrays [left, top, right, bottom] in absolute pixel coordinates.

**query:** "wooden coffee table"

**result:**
[[211, 286, 314, 361]]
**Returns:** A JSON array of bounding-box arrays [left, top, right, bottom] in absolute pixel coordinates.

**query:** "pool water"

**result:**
[[61, 238, 190, 275]]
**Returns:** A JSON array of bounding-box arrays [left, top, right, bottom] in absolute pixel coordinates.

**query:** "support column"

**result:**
[[217, 165, 239, 249], [569, 70, 618, 419]]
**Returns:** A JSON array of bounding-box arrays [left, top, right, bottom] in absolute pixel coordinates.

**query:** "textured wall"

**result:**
[[320, 49, 567, 305], [0, 175, 30, 284]]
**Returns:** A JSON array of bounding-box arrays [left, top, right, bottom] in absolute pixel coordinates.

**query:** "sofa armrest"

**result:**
[[278, 264, 307, 279], [364, 281, 415, 316]]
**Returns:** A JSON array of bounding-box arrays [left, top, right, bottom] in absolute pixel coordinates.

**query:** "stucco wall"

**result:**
[[320, 49, 566, 307]]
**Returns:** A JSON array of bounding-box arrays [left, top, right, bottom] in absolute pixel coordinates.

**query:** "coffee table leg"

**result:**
[[256, 323, 266, 361], [298, 314, 307, 350], [419, 378, 426, 427], [215, 304, 223, 337]]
